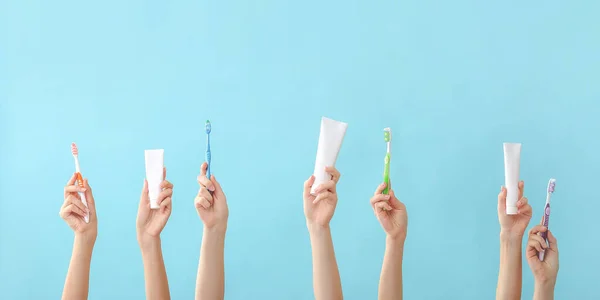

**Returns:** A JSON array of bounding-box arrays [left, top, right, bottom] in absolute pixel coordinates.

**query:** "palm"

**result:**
[[499, 213, 530, 234], [198, 194, 227, 228], [498, 182, 531, 235], [138, 206, 170, 236], [305, 194, 336, 226], [377, 206, 407, 237]]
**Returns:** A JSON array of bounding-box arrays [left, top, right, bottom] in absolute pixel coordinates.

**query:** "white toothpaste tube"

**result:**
[[145, 149, 164, 209], [311, 117, 348, 195], [503, 143, 522, 215]]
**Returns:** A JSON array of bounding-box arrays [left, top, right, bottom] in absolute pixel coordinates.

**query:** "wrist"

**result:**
[[203, 225, 227, 238], [535, 277, 556, 289], [500, 230, 524, 243], [137, 233, 161, 251], [386, 235, 406, 248], [534, 279, 555, 299], [74, 231, 96, 246], [307, 221, 330, 235]]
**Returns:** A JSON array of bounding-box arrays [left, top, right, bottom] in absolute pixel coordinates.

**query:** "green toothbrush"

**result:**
[[383, 128, 392, 194]]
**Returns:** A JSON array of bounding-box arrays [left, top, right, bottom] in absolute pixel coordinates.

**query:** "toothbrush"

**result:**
[[539, 178, 556, 261], [71, 143, 90, 223], [206, 120, 212, 180], [383, 128, 391, 194]]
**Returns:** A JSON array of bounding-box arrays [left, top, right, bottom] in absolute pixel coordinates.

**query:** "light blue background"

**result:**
[[1, 0, 598, 299]]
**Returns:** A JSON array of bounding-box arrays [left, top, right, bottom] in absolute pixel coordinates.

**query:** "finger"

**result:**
[[518, 180, 524, 200], [66, 173, 77, 186], [518, 202, 532, 216], [200, 162, 208, 176], [374, 201, 392, 211], [62, 204, 87, 218], [530, 234, 548, 250], [374, 182, 387, 195], [325, 166, 341, 183], [527, 238, 545, 253], [199, 187, 213, 205], [314, 180, 336, 194], [370, 194, 391, 206], [160, 197, 172, 210], [547, 230, 558, 250], [64, 185, 87, 194], [157, 188, 173, 204], [160, 180, 173, 189], [82, 179, 95, 207], [211, 175, 226, 200], [163, 167, 167, 179], [304, 175, 315, 196], [389, 189, 404, 209], [313, 191, 332, 204], [517, 196, 528, 207], [498, 186, 507, 210], [197, 174, 215, 192], [67, 195, 89, 215], [195, 196, 211, 209], [529, 225, 548, 235]]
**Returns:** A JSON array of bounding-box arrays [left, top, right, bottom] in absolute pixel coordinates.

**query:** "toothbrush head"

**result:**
[[547, 178, 556, 193], [384, 128, 391, 142], [205, 120, 211, 134], [71, 143, 79, 156]]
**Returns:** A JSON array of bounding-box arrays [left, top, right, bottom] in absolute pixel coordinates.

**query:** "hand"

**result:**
[[526, 224, 559, 285], [60, 173, 97, 238], [136, 167, 173, 242], [303, 166, 340, 228], [498, 181, 532, 238], [370, 182, 407, 241], [195, 162, 228, 232]]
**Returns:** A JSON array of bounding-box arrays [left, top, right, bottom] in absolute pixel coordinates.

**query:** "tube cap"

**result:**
[[506, 206, 518, 215]]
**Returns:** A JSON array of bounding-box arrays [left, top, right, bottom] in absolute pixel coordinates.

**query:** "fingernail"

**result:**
[[517, 200, 522, 206], [385, 195, 391, 199], [209, 185, 215, 192]]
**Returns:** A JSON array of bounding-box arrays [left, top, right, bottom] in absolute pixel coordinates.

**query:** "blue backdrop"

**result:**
[[1, 0, 598, 299]]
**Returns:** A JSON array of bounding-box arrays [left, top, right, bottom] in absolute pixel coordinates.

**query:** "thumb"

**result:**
[[547, 230, 558, 252], [211, 175, 226, 200], [139, 179, 150, 209], [303, 175, 315, 198], [498, 186, 507, 211], [83, 179, 96, 214], [389, 189, 403, 209]]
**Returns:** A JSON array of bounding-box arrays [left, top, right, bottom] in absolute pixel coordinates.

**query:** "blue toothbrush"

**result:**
[[205, 120, 211, 179]]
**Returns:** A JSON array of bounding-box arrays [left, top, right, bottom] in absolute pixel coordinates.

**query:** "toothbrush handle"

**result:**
[[75, 172, 90, 223], [206, 135, 211, 179], [538, 203, 550, 260], [383, 153, 391, 194]]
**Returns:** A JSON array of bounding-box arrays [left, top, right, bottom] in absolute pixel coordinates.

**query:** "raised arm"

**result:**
[[61, 174, 97, 300], [496, 182, 532, 300], [303, 166, 343, 300], [194, 162, 229, 300], [370, 182, 408, 300], [526, 225, 559, 300], [136, 168, 174, 300]]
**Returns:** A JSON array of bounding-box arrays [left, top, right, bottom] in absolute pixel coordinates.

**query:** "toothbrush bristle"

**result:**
[[71, 143, 79, 156], [205, 120, 211, 134], [548, 179, 556, 193], [384, 128, 391, 142]]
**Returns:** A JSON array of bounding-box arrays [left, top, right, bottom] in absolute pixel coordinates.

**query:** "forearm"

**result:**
[[496, 232, 523, 300], [62, 234, 95, 300], [378, 236, 404, 300], [533, 280, 555, 300], [140, 236, 170, 300], [195, 227, 226, 300], [308, 224, 343, 300]]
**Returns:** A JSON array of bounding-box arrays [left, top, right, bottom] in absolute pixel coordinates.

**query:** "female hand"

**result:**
[[60, 173, 97, 238], [370, 182, 407, 241], [195, 162, 228, 232], [303, 166, 340, 228], [498, 181, 532, 237], [136, 167, 173, 241], [526, 224, 559, 285]]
